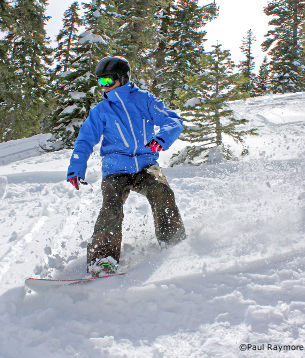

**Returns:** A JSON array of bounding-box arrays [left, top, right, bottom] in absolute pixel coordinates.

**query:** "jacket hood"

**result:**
[[103, 81, 138, 102]]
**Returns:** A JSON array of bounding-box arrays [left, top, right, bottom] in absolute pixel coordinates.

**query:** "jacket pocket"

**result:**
[[115, 121, 129, 148]]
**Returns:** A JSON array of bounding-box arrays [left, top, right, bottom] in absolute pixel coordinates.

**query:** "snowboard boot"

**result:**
[[87, 256, 118, 277]]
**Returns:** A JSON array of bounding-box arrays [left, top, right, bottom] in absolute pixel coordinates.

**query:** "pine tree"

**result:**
[[254, 56, 271, 95], [151, 0, 218, 107], [239, 29, 256, 96], [50, 0, 108, 148], [150, 1, 171, 93], [109, 0, 166, 87], [262, 0, 305, 93], [0, 1, 14, 138], [50, 0, 174, 147], [0, 0, 13, 30], [173, 44, 256, 165], [0, 0, 52, 142], [50, 0, 219, 147], [54, 1, 82, 74]]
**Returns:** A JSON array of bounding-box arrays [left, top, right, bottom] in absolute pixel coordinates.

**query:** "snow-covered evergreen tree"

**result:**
[[239, 29, 256, 96], [0, 0, 52, 142], [152, 0, 218, 107], [0, 0, 12, 30], [173, 44, 256, 165], [51, 0, 108, 148], [50, 0, 219, 147], [254, 56, 271, 96], [150, 1, 171, 92], [110, 0, 165, 87], [54, 1, 82, 74], [50, 1, 83, 148], [262, 0, 305, 93], [0, 0, 13, 140]]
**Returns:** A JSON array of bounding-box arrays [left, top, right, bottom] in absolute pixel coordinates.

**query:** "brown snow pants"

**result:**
[[87, 165, 186, 265]]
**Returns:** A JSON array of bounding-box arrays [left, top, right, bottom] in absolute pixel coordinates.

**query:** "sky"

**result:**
[[45, 0, 271, 72], [201, 0, 270, 72]]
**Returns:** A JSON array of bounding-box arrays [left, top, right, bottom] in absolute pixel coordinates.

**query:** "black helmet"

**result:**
[[95, 56, 131, 80]]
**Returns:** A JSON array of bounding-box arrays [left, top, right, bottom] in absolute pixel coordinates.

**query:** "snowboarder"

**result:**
[[67, 56, 186, 276]]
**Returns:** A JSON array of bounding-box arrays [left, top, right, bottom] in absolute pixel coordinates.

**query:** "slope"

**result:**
[[0, 92, 305, 357]]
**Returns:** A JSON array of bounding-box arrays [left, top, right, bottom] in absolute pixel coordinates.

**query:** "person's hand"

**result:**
[[145, 139, 164, 153], [68, 176, 80, 190], [68, 176, 88, 190]]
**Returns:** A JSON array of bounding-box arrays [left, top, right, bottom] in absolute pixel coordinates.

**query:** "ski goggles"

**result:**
[[97, 75, 118, 87]]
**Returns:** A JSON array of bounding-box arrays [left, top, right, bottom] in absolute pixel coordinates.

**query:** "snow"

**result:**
[[1, 92, 305, 357], [78, 31, 106, 44], [0, 134, 51, 166], [62, 104, 78, 114], [69, 92, 87, 100], [184, 97, 202, 107], [92, 10, 100, 18]]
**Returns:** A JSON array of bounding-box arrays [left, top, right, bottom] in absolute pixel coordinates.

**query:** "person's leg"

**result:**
[[132, 165, 186, 245], [87, 174, 130, 269]]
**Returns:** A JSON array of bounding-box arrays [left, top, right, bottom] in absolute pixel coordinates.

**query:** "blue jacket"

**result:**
[[67, 81, 183, 180]]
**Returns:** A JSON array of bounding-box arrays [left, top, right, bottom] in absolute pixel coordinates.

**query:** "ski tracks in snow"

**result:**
[[0, 172, 101, 292], [0, 216, 47, 283]]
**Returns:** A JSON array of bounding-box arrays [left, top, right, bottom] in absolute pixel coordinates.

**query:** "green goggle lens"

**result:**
[[98, 77, 115, 87]]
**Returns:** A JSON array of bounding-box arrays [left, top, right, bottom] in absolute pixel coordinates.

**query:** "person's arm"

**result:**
[[147, 94, 183, 151], [67, 108, 104, 182]]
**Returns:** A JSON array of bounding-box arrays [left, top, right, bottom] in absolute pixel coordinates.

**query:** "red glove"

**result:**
[[68, 176, 80, 190], [145, 139, 164, 153], [68, 176, 88, 190]]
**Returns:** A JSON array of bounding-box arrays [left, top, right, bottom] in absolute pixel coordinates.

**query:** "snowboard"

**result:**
[[25, 272, 125, 292]]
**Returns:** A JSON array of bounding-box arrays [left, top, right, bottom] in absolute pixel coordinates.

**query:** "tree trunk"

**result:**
[[292, 0, 299, 49]]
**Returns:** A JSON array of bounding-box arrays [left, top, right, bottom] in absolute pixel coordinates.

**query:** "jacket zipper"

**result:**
[[154, 105, 169, 116], [115, 122, 129, 148], [115, 91, 139, 172], [143, 117, 147, 145]]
